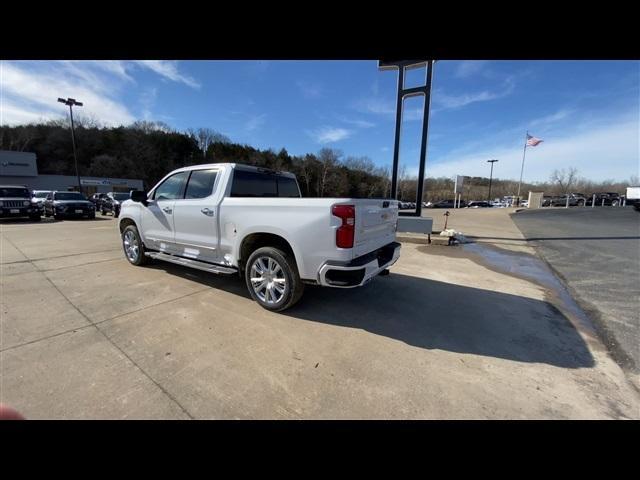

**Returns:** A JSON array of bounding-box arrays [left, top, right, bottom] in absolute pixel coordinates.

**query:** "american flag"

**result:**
[[526, 134, 543, 147]]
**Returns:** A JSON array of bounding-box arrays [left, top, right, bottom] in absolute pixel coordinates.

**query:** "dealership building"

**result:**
[[0, 150, 143, 195]]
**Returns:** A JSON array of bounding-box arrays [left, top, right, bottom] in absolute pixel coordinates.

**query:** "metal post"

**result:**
[[517, 131, 528, 204], [592, 194, 596, 208], [380, 60, 434, 218], [487, 159, 498, 202], [415, 61, 434, 218], [68, 104, 81, 193], [390, 67, 404, 203], [602, 198, 605, 207], [565, 195, 569, 208]]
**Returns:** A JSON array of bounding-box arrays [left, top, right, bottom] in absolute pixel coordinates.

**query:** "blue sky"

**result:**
[[1, 60, 638, 182]]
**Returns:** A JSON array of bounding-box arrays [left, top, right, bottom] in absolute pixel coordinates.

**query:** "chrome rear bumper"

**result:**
[[318, 242, 401, 288]]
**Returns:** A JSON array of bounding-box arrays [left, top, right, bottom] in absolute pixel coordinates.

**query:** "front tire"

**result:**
[[245, 246, 304, 312], [122, 225, 150, 266]]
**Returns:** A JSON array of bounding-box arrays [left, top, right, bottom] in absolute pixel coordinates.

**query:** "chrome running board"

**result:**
[[145, 251, 237, 275]]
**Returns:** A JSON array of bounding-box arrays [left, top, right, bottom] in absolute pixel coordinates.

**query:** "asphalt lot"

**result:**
[[1, 213, 639, 419], [511, 206, 640, 373]]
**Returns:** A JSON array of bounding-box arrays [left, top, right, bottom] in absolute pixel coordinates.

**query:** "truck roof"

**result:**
[[172, 163, 297, 179]]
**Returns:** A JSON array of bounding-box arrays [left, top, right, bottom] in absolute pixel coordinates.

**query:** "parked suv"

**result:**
[[101, 192, 130, 217], [43, 191, 96, 219], [0, 185, 41, 221]]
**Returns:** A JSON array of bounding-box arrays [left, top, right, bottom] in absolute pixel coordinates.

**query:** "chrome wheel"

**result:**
[[250, 256, 287, 305], [123, 230, 140, 262]]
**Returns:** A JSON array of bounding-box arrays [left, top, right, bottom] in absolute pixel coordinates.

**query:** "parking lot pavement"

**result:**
[[2, 216, 639, 419], [424, 207, 535, 254], [512, 207, 640, 374]]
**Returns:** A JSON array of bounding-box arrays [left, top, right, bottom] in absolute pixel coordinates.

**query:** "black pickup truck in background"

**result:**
[[551, 193, 587, 207], [585, 192, 622, 206]]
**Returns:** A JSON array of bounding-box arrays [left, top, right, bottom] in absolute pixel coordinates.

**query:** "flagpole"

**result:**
[[517, 130, 528, 204]]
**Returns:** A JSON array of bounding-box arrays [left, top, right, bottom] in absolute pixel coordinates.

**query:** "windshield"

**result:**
[[1, 187, 30, 198], [54, 192, 86, 201], [113, 193, 130, 201], [33, 191, 50, 198]]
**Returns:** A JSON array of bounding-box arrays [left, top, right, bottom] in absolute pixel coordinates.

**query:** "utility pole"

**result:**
[[487, 159, 498, 202], [57, 97, 83, 193]]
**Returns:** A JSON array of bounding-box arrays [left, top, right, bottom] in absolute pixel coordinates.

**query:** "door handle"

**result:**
[[201, 208, 214, 216], [162, 207, 172, 214]]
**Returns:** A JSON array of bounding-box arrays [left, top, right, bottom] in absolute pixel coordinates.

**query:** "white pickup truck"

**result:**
[[118, 163, 401, 311]]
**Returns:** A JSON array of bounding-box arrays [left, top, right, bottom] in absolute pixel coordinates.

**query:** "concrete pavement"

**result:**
[[1, 215, 638, 419]]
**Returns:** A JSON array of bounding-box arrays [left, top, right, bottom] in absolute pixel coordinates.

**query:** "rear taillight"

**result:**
[[332, 204, 355, 248]]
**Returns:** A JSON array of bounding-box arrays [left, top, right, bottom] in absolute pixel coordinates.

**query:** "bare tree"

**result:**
[[550, 167, 579, 194], [187, 127, 230, 159], [317, 148, 341, 197]]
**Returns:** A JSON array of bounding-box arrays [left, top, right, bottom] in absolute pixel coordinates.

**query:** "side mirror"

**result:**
[[130, 190, 148, 205]]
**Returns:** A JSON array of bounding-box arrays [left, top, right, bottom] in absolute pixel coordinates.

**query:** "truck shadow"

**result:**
[[150, 263, 594, 369]]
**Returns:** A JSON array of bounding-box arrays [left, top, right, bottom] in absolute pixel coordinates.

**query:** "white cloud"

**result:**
[[454, 61, 489, 78], [308, 126, 352, 144], [1, 61, 135, 126], [134, 60, 200, 89], [426, 116, 639, 182], [433, 77, 515, 110], [90, 60, 134, 82], [297, 80, 323, 98], [246, 113, 266, 132], [340, 117, 375, 128]]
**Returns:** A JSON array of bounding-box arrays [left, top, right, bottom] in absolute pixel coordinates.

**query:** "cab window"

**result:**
[[153, 171, 189, 200], [185, 169, 218, 199]]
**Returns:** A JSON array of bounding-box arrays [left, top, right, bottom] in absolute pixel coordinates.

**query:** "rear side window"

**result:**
[[230, 170, 300, 198], [185, 169, 218, 199], [231, 170, 277, 197], [153, 171, 189, 200], [277, 176, 301, 198]]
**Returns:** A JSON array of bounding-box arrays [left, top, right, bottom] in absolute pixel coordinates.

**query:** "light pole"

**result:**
[[487, 159, 498, 202], [57, 97, 83, 193]]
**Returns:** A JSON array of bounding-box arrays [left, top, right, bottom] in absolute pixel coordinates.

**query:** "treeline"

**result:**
[[0, 121, 391, 198], [1, 120, 634, 201]]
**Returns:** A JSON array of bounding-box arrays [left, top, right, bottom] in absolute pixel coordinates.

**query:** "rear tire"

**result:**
[[122, 225, 150, 266], [245, 246, 304, 312]]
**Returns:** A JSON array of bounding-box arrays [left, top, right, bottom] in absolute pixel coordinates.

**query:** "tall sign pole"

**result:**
[[379, 59, 435, 217], [58, 97, 83, 194], [516, 130, 528, 204]]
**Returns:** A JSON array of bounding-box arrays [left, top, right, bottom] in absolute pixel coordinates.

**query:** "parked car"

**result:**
[[586, 192, 622, 206], [521, 200, 529, 208], [90, 193, 108, 210], [551, 193, 587, 207], [43, 191, 96, 219], [426, 199, 466, 208], [0, 185, 41, 221], [118, 163, 401, 312], [101, 192, 130, 217], [467, 201, 492, 208], [541, 196, 553, 207], [31, 190, 51, 213]]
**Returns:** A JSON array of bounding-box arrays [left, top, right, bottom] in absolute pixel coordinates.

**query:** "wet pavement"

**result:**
[[511, 207, 640, 374]]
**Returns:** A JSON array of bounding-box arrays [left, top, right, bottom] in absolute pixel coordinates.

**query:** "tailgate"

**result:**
[[353, 200, 398, 257]]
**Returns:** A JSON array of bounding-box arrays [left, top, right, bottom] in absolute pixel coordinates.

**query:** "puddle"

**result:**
[[462, 242, 599, 340]]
